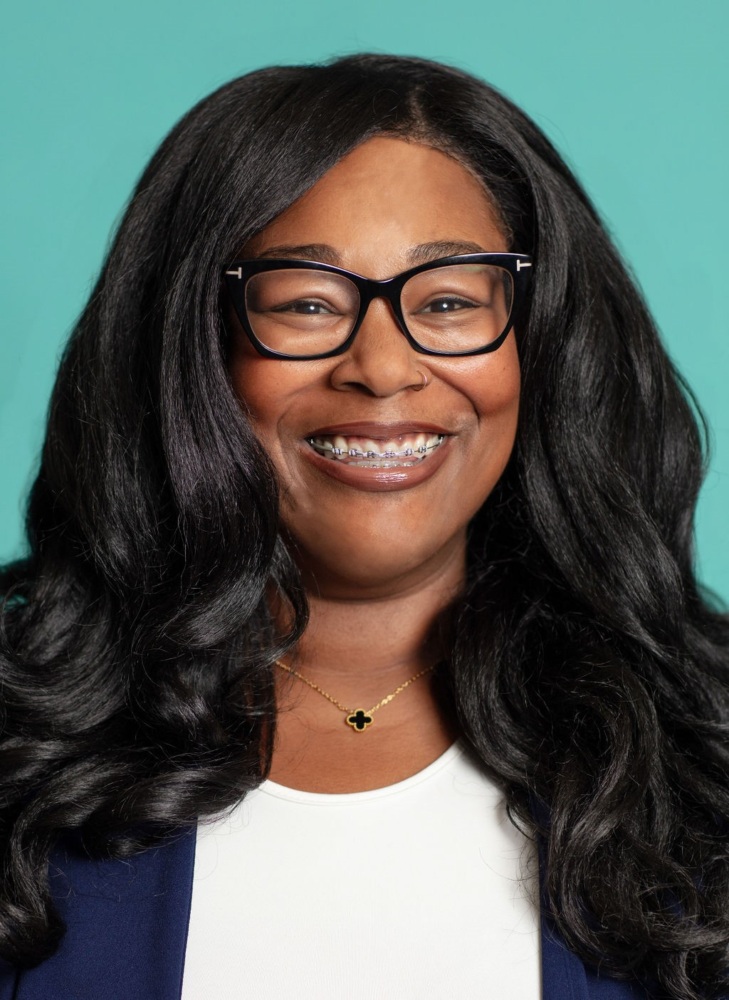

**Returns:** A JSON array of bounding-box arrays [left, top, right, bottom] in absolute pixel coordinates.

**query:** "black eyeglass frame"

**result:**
[[223, 252, 533, 360]]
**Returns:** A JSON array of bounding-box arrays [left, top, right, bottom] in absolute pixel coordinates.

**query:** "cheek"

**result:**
[[460, 340, 521, 500], [227, 340, 300, 448], [228, 355, 272, 430], [227, 305, 296, 437], [455, 336, 521, 437]]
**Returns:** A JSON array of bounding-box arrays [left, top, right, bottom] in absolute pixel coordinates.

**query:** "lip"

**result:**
[[305, 420, 451, 440], [300, 432, 452, 492]]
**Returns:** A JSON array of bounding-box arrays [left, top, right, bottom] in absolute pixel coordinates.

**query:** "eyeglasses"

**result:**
[[223, 253, 533, 360]]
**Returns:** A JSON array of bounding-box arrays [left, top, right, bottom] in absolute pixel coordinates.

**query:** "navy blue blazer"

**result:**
[[0, 827, 655, 999]]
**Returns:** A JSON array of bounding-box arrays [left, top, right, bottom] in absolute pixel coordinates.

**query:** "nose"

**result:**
[[329, 296, 425, 397]]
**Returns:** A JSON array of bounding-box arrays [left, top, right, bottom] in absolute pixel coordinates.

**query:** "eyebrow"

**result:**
[[408, 240, 488, 263], [250, 240, 490, 267], [253, 243, 340, 263]]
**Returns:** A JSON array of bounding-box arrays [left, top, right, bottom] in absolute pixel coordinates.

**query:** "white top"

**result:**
[[181, 741, 541, 999]]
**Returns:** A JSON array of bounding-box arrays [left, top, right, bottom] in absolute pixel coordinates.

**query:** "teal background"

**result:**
[[1, 0, 727, 601]]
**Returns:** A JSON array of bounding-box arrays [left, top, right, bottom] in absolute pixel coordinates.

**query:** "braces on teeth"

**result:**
[[307, 435, 445, 461]]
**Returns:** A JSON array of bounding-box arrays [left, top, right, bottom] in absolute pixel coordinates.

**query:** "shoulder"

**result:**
[[543, 921, 664, 999], [6, 828, 195, 1000]]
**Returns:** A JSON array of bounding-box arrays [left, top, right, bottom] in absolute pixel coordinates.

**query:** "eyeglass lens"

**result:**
[[244, 264, 514, 356]]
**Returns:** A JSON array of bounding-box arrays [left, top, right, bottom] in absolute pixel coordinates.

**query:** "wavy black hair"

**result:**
[[1, 53, 728, 998]]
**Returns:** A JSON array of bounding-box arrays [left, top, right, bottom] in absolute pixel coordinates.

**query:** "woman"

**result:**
[[1, 53, 728, 1000]]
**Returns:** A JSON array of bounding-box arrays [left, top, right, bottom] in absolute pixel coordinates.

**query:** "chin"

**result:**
[[288, 530, 466, 598]]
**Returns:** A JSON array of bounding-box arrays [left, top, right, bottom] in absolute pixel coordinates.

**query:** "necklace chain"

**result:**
[[273, 658, 435, 732]]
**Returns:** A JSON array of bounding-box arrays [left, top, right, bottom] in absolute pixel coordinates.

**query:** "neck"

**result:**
[[267, 539, 465, 792], [288, 542, 465, 691]]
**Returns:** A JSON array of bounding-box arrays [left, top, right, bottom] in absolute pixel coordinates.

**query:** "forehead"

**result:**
[[243, 136, 508, 277]]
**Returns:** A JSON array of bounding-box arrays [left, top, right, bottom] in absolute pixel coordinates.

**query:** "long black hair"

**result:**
[[1, 53, 728, 998]]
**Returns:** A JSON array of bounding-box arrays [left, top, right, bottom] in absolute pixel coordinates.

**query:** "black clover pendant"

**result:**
[[346, 709, 374, 732]]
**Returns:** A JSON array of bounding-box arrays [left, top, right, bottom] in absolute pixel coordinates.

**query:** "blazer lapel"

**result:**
[[11, 826, 196, 1000], [541, 913, 653, 999]]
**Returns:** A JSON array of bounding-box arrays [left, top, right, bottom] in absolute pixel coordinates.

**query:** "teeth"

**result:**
[[307, 432, 446, 466]]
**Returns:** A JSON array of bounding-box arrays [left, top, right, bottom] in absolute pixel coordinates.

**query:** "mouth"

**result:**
[[299, 421, 453, 492], [305, 432, 446, 469]]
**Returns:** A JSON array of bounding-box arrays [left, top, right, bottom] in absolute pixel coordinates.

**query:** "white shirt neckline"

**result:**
[[184, 735, 541, 1000], [258, 739, 465, 806]]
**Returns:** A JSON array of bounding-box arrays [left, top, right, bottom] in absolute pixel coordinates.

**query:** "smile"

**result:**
[[306, 433, 446, 468]]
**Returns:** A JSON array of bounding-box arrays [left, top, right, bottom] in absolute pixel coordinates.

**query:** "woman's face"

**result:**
[[228, 137, 521, 597]]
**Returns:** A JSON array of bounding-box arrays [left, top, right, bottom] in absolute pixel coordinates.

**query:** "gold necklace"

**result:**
[[274, 658, 435, 733]]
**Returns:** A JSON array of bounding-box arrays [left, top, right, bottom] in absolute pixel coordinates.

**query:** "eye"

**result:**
[[417, 296, 479, 314], [271, 299, 340, 315]]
